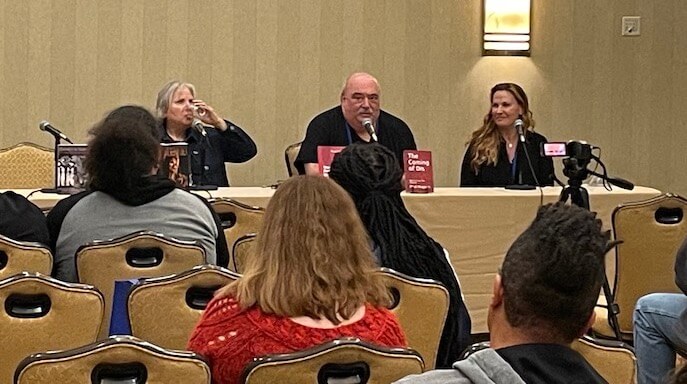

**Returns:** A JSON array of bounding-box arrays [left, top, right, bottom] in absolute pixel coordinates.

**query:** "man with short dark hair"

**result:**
[[395, 202, 609, 383], [295, 72, 416, 175]]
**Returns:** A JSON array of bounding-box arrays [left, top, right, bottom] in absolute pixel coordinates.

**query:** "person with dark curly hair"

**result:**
[[47, 105, 229, 281], [328, 143, 471, 368], [395, 202, 611, 383]]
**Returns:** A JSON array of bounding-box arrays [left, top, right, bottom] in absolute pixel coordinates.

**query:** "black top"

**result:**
[[295, 106, 416, 174], [497, 343, 607, 384], [460, 131, 554, 187], [0, 191, 49, 245], [159, 119, 257, 187]]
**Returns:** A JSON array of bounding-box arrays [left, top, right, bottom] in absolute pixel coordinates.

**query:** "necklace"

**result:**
[[507, 142, 514, 149]]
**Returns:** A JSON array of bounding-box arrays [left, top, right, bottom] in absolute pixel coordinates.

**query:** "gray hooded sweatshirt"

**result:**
[[393, 348, 525, 384]]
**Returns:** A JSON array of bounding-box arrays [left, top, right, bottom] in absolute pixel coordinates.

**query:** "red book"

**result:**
[[317, 146, 345, 177], [403, 150, 434, 193]]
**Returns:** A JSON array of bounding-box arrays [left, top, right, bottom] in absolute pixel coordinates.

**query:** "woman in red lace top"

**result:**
[[187, 176, 407, 384]]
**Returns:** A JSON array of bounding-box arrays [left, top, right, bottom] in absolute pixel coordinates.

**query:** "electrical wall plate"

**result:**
[[622, 16, 641, 36]]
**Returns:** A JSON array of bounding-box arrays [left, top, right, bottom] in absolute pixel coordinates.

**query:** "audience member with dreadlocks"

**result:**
[[329, 143, 471, 368]]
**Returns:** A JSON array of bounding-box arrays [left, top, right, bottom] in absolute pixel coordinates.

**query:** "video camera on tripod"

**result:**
[[541, 140, 632, 340], [541, 140, 634, 209]]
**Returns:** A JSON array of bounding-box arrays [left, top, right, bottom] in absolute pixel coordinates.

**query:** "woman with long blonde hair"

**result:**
[[460, 83, 554, 187], [187, 176, 406, 384]]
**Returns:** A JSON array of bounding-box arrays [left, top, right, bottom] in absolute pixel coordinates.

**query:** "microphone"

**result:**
[[192, 119, 207, 137], [39, 120, 73, 144], [514, 118, 526, 143], [362, 118, 378, 142]]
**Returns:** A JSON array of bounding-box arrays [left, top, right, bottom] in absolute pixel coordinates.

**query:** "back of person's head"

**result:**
[[218, 175, 390, 324], [329, 143, 403, 202], [155, 80, 195, 119], [85, 105, 160, 192], [501, 202, 610, 343]]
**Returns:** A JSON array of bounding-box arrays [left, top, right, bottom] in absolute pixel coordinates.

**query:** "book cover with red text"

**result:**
[[403, 150, 434, 193], [317, 146, 345, 177]]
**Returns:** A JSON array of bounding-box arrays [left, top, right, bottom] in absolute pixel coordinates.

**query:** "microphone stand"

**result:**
[[40, 134, 68, 194], [505, 136, 537, 190]]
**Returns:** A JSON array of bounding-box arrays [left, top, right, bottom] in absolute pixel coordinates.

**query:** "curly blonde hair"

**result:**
[[467, 83, 535, 172], [216, 176, 391, 324]]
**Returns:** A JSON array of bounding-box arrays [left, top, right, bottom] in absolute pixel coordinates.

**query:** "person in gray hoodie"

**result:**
[[395, 202, 610, 384]]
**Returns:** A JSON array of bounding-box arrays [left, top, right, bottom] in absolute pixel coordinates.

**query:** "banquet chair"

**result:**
[[232, 233, 257, 273], [209, 198, 264, 271], [0, 272, 104, 384], [127, 264, 240, 350], [572, 335, 636, 384], [14, 335, 211, 384], [240, 337, 424, 384], [594, 193, 687, 340], [376, 268, 449, 370], [284, 141, 302, 177], [0, 142, 54, 189], [75, 230, 206, 340], [0, 235, 52, 280]]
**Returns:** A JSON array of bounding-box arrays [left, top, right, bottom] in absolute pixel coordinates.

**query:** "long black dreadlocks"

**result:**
[[329, 143, 471, 368]]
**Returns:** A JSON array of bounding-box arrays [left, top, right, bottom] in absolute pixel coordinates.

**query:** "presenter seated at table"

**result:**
[[329, 143, 471, 368], [295, 72, 416, 175], [460, 82, 554, 187], [0, 191, 49, 245], [46, 105, 229, 282], [187, 176, 406, 384], [156, 80, 257, 187]]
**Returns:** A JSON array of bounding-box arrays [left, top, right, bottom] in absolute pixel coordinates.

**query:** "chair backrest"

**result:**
[[241, 337, 424, 384], [611, 193, 687, 335], [284, 141, 302, 177], [376, 268, 449, 370], [14, 335, 211, 384], [0, 235, 52, 280], [571, 335, 636, 384], [127, 264, 240, 350], [0, 142, 54, 189], [209, 198, 264, 271], [232, 233, 257, 273], [0, 272, 104, 384], [75, 230, 206, 339]]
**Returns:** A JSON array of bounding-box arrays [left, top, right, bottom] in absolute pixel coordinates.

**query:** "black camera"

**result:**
[[541, 141, 593, 181]]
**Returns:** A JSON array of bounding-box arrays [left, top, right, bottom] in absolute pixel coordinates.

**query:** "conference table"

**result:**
[[13, 184, 662, 333]]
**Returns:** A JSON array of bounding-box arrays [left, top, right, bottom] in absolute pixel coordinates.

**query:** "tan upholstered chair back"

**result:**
[[128, 264, 240, 350], [14, 335, 211, 384], [0, 235, 52, 280], [210, 198, 264, 271], [284, 141, 302, 177], [0, 273, 104, 384], [571, 335, 636, 384], [232, 233, 257, 273], [606, 193, 687, 336], [0, 142, 54, 189], [376, 268, 449, 370], [75, 231, 206, 339], [241, 337, 424, 384]]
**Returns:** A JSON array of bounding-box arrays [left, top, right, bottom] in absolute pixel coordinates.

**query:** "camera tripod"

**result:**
[[559, 177, 623, 340]]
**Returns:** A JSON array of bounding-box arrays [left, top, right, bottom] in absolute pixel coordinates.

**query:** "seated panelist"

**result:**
[[156, 80, 257, 187], [460, 83, 554, 187], [47, 105, 229, 282], [295, 72, 416, 175], [188, 176, 406, 384]]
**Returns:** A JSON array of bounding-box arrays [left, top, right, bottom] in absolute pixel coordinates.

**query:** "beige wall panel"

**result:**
[[1, 0, 686, 194]]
